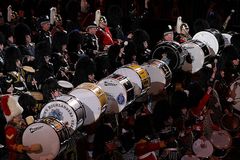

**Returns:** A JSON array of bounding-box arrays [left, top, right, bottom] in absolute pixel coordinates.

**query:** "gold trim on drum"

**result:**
[[77, 83, 108, 109], [126, 64, 151, 90]]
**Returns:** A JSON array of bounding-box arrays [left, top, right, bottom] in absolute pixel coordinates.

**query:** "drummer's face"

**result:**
[[233, 59, 239, 66], [164, 32, 173, 41]]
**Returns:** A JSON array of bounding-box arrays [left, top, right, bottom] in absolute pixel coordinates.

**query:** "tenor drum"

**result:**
[[69, 82, 107, 125], [192, 139, 213, 158], [152, 41, 188, 70], [40, 94, 85, 130], [97, 74, 135, 113], [22, 117, 70, 160], [114, 64, 150, 97], [210, 130, 232, 158], [193, 28, 224, 55], [143, 59, 172, 95], [57, 80, 74, 94], [181, 40, 211, 73]]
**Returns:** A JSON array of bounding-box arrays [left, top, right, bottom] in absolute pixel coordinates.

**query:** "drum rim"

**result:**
[[193, 31, 219, 55], [152, 43, 181, 70]]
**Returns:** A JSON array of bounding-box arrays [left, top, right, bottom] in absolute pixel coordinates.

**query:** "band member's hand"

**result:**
[[207, 86, 212, 94], [29, 144, 43, 153]]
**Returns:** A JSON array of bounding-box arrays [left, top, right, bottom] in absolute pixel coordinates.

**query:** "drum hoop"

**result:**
[[77, 83, 108, 108], [221, 113, 240, 132], [152, 41, 183, 69], [126, 65, 150, 90]]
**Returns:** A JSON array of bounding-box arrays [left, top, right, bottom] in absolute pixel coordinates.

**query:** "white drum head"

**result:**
[[22, 122, 61, 159], [182, 42, 205, 73], [114, 68, 142, 96], [98, 78, 128, 113], [222, 33, 232, 47], [40, 95, 78, 130], [193, 31, 219, 55], [58, 80, 74, 89], [210, 130, 232, 149], [181, 155, 200, 160], [69, 89, 102, 125], [192, 139, 213, 158]]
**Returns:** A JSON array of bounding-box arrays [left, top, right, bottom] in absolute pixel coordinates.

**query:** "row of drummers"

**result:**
[[152, 28, 230, 74], [21, 27, 236, 160], [22, 59, 172, 160]]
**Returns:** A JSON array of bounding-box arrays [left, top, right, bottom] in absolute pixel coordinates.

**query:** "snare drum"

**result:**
[[210, 130, 232, 158], [152, 41, 188, 70], [192, 138, 213, 158], [143, 59, 172, 95], [181, 40, 211, 73], [97, 74, 135, 113], [57, 80, 74, 94], [230, 78, 240, 114], [22, 117, 70, 160], [193, 28, 224, 55], [40, 94, 85, 130], [114, 64, 150, 97], [69, 82, 107, 125], [181, 155, 200, 160]]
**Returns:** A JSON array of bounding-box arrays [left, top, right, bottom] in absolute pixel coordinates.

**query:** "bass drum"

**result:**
[[40, 94, 85, 131], [152, 41, 188, 70], [142, 59, 172, 95], [69, 82, 107, 125], [193, 28, 224, 55], [181, 40, 211, 73], [97, 74, 135, 113], [114, 64, 150, 97], [22, 117, 70, 160]]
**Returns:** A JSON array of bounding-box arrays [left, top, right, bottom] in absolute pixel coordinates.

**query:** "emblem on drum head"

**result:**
[[117, 93, 125, 105], [49, 109, 63, 121]]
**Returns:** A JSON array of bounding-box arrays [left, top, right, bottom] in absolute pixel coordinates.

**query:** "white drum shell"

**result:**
[[22, 118, 69, 160], [40, 95, 85, 130], [69, 88, 104, 125], [98, 75, 134, 113]]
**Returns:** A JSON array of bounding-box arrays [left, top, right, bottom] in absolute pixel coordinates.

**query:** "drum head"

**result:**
[[192, 139, 213, 158], [69, 88, 103, 125], [210, 130, 232, 149], [114, 66, 144, 96], [23, 66, 35, 73], [193, 31, 219, 55], [152, 41, 181, 70], [22, 122, 61, 159], [182, 41, 205, 73], [181, 155, 200, 160], [57, 80, 74, 89], [98, 76, 130, 113], [40, 95, 80, 130]]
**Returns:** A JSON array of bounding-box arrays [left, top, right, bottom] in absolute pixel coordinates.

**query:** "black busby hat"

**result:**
[[221, 45, 239, 62], [0, 33, 5, 44], [4, 45, 22, 62], [14, 23, 31, 45], [35, 41, 52, 57], [52, 31, 67, 52]]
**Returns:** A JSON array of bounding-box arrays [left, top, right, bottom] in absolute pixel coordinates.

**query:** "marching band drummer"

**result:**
[[82, 22, 99, 59], [1, 95, 42, 160], [2, 45, 27, 94]]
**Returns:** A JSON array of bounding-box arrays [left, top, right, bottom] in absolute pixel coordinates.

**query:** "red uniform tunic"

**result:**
[[96, 26, 114, 51]]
